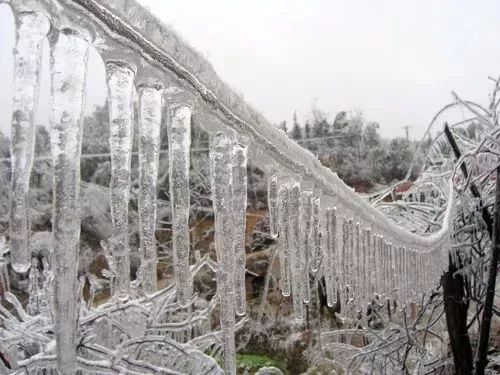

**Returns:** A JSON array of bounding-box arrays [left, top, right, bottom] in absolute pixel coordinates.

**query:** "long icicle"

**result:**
[[324, 208, 337, 307], [232, 141, 248, 316], [354, 221, 361, 312], [359, 225, 368, 317], [49, 27, 89, 374], [267, 174, 279, 238], [334, 207, 344, 307], [169, 104, 192, 306], [301, 191, 313, 304], [277, 184, 291, 296], [210, 132, 236, 375], [365, 228, 372, 309], [310, 196, 321, 272], [289, 182, 304, 321], [10, 12, 50, 273], [106, 61, 135, 300], [340, 216, 348, 309], [137, 84, 163, 294], [347, 218, 354, 310]]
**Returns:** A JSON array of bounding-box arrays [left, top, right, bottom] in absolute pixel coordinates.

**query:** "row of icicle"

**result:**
[[7, 9, 227, 373], [268, 177, 450, 322]]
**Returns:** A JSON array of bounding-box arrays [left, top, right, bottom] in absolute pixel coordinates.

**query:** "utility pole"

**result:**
[[402, 125, 411, 142]]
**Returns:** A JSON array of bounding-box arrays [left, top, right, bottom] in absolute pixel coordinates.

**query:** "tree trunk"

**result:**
[[474, 166, 500, 375], [441, 259, 473, 375]]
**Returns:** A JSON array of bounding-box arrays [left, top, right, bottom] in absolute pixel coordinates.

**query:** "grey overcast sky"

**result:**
[[1, 0, 500, 139]]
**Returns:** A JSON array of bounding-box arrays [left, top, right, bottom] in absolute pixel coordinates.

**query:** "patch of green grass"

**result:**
[[236, 353, 284, 373]]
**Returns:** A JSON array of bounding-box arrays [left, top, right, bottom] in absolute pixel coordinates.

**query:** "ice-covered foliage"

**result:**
[[310, 77, 500, 373], [0, 254, 227, 374]]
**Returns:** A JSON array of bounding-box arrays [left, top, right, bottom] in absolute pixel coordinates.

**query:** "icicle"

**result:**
[[27, 257, 39, 315], [381, 240, 386, 297], [106, 61, 135, 300], [403, 247, 408, 306], [289, 182, 305, 321], [400, 247, 405, 306], [365, 228, 372, 306], [361, 227, 367, 310], [277, 184, 291, 296], [323, 208, 337, 307], [310, 197, 321, 272], [411, 251, 417, 303], [383, 240, 389, 297], [407, 249, 412, 303], [169, 105, 192, 306], [39, 257, 51, 315], [354, 221, 361, 311], [49, 28, 89, 375], [232, 141, 248, 316], [137, 85, 163, 294], [375, 235, 382, 297], [10, 12, 50, 273], [388, 242, 395, 300], [403, 247, 408, 304], [419, 252, 424, 298], [347, 218, 354, 306], [396, 245, 402, 302], [339, 217, 348, 307], [300, 191, 313, 303], [0, 241, 10, 300], [267, 175, 279, 238], [209, 132, 236, 375], [370, 232, 377, 299], [407, 250, 413, 303]]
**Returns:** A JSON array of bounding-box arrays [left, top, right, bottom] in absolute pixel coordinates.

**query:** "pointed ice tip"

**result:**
[[326, 300, 336, 308], [11, 262, 30, 274]]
